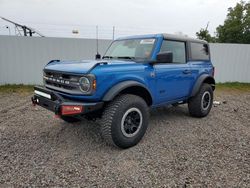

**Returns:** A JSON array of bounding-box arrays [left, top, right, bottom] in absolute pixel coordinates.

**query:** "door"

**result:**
[[154, 40, 193, 104]]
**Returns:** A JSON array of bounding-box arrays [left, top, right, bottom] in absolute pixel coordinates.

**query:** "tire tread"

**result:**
[[101, 94, 148, 147], [188, 83, 213, 117]]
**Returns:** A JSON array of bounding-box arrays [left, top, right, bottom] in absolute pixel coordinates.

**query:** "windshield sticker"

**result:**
[[140, 39, 155, 44]]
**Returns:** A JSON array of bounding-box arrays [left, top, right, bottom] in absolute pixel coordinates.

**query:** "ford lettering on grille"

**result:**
[[44, 76, 70, 85]]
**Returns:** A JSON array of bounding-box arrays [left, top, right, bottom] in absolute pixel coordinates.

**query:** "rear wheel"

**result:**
[[101, 94, 149, 149], [188, 83, 213, 117], [61, 116, 80, 123]]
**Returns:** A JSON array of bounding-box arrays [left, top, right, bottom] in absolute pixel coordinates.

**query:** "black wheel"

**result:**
[[188, 83, 213, 117], [61, 116, 80, 123], [101, 94, 149, 149]]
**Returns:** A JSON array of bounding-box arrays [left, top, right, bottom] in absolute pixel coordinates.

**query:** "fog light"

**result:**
[[61, 105, 83, 115]]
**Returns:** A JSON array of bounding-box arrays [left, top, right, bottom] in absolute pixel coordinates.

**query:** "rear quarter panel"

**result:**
[[188, 60, 214, 95]]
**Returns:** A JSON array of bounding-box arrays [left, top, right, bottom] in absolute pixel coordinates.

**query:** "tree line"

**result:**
[[196, 1, 250, 43]]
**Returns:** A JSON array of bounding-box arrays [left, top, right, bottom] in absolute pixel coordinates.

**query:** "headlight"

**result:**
[[79, 77, 91, 92]]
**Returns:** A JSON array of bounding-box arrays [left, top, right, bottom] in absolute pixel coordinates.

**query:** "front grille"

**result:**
[[44, 71, 82, 94]]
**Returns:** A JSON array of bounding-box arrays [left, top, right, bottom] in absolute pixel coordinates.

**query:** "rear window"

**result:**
[[190, 43, 209, 61]]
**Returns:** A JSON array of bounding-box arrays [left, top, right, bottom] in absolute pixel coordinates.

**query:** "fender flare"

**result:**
[[191, 74, 215, 97], [103, 80, 152, 102]]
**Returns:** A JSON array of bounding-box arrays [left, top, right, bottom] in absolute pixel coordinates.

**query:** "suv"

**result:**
[[32, 34, 215, 148]]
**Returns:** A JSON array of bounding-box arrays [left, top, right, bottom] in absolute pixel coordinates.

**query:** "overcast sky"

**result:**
[[0, 0, 240, 39]]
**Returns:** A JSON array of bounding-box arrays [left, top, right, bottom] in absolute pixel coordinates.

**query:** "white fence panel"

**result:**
[[210, 43, 250, 83], [0, 36, 250, 84], [0, 36, 111, 85]]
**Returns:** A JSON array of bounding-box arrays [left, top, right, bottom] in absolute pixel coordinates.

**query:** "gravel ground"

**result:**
[[0, 90, 249, 187]]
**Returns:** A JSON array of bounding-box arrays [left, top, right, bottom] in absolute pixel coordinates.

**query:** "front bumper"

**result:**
[[31, 86, 103, 116]]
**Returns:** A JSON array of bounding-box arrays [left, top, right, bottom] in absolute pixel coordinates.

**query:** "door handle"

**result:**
[[183, 70, 191, 74]]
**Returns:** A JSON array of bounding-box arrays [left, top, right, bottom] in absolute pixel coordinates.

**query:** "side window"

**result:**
[[160, 40, 186, 63], [190, 43, 209, 60]]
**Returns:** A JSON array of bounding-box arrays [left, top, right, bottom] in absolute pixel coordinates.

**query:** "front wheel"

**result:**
[[188, 83, 213, 117], [101, 94, 149, 149]]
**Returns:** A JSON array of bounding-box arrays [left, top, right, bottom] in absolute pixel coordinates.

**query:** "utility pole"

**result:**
[[0, 17, 44, 37]]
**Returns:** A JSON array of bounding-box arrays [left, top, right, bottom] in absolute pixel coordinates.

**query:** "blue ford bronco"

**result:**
[[32, 33, 215, 148]]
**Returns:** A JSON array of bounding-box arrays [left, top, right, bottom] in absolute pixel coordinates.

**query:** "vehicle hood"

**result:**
[[44, 60, 137, 74]]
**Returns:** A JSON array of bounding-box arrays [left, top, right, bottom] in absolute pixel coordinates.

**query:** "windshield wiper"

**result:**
[[116, 56, 135, 60], [102, 56, 113, 59]]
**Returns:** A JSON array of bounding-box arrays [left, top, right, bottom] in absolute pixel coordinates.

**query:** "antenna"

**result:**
[[112, 26, 115, 40], [0, 17, 45, 37], [95, 25, 101, 59], [96, 25, 99, 53]]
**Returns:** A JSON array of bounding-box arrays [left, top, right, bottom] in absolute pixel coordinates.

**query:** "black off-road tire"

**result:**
[[61, 116, 80, 123], [101, 94, 149, 149], [188, 83, 213, 117]]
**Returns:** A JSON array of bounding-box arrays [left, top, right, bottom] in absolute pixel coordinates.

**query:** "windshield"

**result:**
[[103, 38, 156, 60]]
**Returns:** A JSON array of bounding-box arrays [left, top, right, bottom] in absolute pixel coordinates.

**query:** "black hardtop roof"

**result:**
[[162, 33, 208, 44]]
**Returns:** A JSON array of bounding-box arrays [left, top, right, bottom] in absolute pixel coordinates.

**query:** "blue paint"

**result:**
[[43, 34, 215, 107]]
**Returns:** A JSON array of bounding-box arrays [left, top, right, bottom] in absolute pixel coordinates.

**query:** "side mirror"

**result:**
[[156, 51, 173, 63], [95, 53, 101, 59]]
